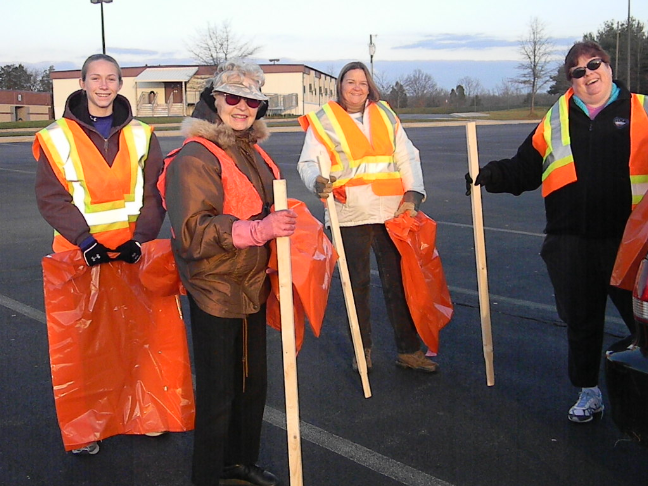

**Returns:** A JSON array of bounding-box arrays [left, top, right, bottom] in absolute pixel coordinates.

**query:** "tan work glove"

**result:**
[[314, 175, 337, 198], [394, 191, 424, 217]]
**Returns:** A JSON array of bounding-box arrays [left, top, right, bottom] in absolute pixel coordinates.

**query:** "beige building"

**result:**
[[0, 90, 52, 122], [51, 64, 336, 119]]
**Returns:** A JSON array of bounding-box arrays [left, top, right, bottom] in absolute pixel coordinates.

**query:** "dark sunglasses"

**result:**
[[570, 58, 603, 79], [222, 93, 263, 109]]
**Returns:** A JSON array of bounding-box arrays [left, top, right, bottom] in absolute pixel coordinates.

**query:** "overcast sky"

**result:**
[[3, 0, 646, 88]]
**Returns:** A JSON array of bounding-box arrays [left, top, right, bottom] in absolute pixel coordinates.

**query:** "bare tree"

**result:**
[[372, 70, 393, 98], [456, 76, 483, 98], [187, 20, 261, 66], [325, 64, 339, 77], [403, 69, 438, 107], [516, 17, 555, 113]]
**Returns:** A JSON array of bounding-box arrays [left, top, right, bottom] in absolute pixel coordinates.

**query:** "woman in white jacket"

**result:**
[[297, 61, 437, 373]]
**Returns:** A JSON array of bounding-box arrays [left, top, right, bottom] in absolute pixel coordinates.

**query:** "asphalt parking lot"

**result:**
[[1, 122, 646, 486]]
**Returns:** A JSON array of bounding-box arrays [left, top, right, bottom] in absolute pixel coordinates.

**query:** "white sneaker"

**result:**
[[568, 387, 604, 423], [71, 441, 100, 455]]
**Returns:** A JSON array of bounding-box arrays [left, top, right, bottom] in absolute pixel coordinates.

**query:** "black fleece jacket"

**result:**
[[481, 81, 634, 239]]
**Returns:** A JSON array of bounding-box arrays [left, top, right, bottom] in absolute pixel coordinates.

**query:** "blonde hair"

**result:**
[[81, 54, 122, 82]]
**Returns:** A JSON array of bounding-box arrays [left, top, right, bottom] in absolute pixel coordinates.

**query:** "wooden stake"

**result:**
[[317, 158, 372, 398], [272, 180, 304, 485], [465, 122, 495, 387]]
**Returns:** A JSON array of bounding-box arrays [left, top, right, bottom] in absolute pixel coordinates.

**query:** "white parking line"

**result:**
[[1, 292, 454, 485], [264, 407, 455, 486]]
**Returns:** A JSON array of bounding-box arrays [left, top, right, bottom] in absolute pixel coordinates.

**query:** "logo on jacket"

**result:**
[[613, 117, 629, 129]]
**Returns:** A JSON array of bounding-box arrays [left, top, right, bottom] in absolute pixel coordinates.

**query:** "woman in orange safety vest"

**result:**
[[297, 61, 438, 373]]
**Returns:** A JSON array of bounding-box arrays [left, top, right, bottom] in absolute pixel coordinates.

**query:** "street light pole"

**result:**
[[368, 35, 376, 77], [615, 22, 619, 75], [90, 0, 113, 55], [627, 0, 631, 90]]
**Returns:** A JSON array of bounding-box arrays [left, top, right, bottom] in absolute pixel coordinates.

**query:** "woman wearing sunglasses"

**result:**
[[164, 61, 296, 486], [468, 41, 648, 424]]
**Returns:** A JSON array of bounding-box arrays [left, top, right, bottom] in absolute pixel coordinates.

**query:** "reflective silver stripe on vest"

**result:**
[[45, 120, 149, 228], [541, 95, 572, 176], [312, 102, 398, 181], [630, 94, 648, 203]]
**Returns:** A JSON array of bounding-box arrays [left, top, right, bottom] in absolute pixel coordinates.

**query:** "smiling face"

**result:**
[[215, 92, 258, 131], [340, 69, 369, 113], [570, 55, 613, 108], [79, 59, 122, 117]]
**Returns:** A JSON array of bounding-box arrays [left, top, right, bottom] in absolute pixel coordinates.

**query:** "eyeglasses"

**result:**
[[221, 93, 263, 109], [570, 58, 603, 79]]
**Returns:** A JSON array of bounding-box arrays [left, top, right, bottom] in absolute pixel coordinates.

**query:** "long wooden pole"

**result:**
[[272, 180, 304, 485], [318, 158, 372, 398], [465, 122, 495, 387]]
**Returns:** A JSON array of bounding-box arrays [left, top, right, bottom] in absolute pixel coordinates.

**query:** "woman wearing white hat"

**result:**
[[164, 60, 295, 486]]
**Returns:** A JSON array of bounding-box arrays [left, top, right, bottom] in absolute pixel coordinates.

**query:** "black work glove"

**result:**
[[115, 240, 142, 264], [464, 167, 493, 196], [314, 175, 337, 198], [80, 236, 112, 267]]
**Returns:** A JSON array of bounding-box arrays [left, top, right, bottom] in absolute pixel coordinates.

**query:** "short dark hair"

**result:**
[[336, 61, 380, 110], [81, 54, 122, 82], [564, 41, 611, 81]]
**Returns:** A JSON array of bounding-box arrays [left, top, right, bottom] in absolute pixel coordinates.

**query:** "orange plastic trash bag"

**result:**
[[42, 239, 195, 451], [611, 193, 648, 291], [385, 211, 453, 354], [266, 199, 337, 352]]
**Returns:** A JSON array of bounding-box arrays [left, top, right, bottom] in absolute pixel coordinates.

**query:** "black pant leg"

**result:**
[[340, 225, 374, 349], [224, 308, 268, 466], [541, 235, 608, 387], [372, 224, 420, 354], [188, 295, 239, 486]]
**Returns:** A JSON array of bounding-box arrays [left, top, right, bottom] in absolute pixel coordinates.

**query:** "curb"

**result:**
[[0, 119, 539, 144]]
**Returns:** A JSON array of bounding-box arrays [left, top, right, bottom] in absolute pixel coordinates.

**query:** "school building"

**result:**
[[0, 90, 53, 122], [50, 64, 337, 119]]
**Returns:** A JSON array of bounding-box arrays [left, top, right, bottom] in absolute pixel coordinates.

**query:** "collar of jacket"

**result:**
[[63, 89, 132, 135], [180, 116, 269, 149]]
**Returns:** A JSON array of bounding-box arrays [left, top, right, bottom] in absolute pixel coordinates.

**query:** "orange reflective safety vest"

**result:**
[[159, 136, 281, 221], [298, 101, 404, 202], [33, 118, 153, 252], [533, 89, 648, 207]]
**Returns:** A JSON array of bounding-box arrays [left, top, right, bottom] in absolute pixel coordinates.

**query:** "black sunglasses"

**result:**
[[570, 58, 603, 79], [222, 93, 263, 109]]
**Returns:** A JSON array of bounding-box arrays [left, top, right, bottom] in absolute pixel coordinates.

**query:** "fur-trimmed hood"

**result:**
[[180, 116, 270, 149]]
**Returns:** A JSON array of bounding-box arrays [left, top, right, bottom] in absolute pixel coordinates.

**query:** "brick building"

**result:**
[[0, 90, 52, 122]]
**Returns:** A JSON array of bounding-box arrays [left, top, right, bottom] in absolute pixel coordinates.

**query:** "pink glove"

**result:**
[[232, 209, 297, 249]]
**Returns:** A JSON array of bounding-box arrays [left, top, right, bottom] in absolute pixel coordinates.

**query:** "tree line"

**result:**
[[4, 15, 647, 113], [374, 16, 647, 113], [0, 64, 54, 92]]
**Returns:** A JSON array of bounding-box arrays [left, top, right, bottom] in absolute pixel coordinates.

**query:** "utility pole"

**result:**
[[368, 35, 376, 77]]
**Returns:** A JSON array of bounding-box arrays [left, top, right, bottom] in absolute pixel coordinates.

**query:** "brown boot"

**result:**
[[396, 350, 438, 373], [352, 348, 372, 372]]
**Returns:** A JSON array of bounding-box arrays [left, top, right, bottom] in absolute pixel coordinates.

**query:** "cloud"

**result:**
[[396, 34, 519, 51], [395, 34, 583, 52], [108, 47, 160, 56]]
